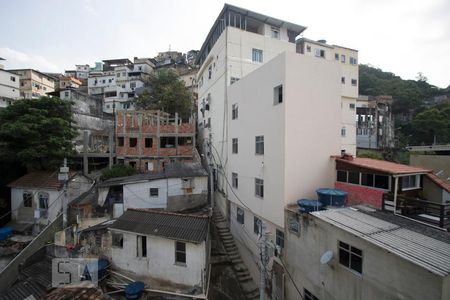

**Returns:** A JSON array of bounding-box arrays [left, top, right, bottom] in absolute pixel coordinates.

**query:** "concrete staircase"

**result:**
[[213, 210, 259, 300]]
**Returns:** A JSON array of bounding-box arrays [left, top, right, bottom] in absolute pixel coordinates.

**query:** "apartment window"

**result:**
[[178, 137, 192, 146], [160, 137, 176, 148], [112, 233, 123, 248], [122, 72, 126, 76], [118, 137, 124, 147], [130, 82, 136, 89], [145, 138, 153, 148], [274, 85, 283, 105], [150, 188, 159, 197], [348, 171, 359, 184], [271, 27, 280, 39], [341, 55, 346, 63], [129, 138, 137, 147], [255, 136, 264, 155], [175, 241, 186, 264], [121, 84, 126, 88], [237, 207, 244, 224], [402, 175, 419, 190], [306, 45, 311, 52], [137, 235, 147, 257], [38, 192, 49, 209], [304, 289, 319, 300], [350, 57, 358, 65], [276, 229, 284, 248], [232, 138, 238, 154], [117, 73, 121, 77], [341, 77, 345, 84], [138, 66, 142, 71], [10, 76, 16, 82], [335, 53, 339, 61], [23, 192, 32, 208], [208, 65, 212, 79], [351, 79, 357, 86], [230, 77, 240, 85], [254, 216, 261, 235], [341, 127, 346, 137], [339, 241, 362, 274], [337, 170, 347, 182], [232, 172, 238, 189], [64, 91, 69, 97], [314, 49, 325, 58], [349, 103, 355, 109], [232, 104, 238, 120], [108, 79, 112, 83], [255, 178, 264, 198], [252, 49, 263, 63]]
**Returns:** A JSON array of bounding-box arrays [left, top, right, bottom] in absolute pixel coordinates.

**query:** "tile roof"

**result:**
[[426, 173, 450, 194], [312, 208, 450, 277], [335, 156, 431, 175], [8, 171, 77, 190], [110, 209, 209, 243]]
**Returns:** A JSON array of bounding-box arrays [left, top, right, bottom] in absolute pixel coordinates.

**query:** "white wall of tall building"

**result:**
[[0, 69, 20, 107]]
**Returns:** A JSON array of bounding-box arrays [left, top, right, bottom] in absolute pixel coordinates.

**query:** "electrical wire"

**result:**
[[278, 257, 305, 300]]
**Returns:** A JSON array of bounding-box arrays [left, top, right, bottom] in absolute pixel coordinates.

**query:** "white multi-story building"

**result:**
[[87, 58, 154, 113], [196, 3, 357, 289], [76, 64, 90, 79], [297, 38, 359, 154], [0, 58, 20, 108], [8, 69, 56, 99]]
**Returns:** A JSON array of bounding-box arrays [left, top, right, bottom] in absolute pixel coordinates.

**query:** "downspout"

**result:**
[[393, 175, 399, 214]]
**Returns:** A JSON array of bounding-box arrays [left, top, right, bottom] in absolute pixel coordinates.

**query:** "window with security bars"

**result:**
[[232, 104, 238, 119], [255, 136, 264, 155], [232, 138, 238, 154], [339, 241, 362, 274], [255, 178, 264, 198], [232, 173, 238, 189], [252, 48, 263, 63], [175, 241, 186, 264]]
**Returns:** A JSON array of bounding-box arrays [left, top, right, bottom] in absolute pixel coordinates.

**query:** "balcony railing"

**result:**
[[382, 193, 450, 229]]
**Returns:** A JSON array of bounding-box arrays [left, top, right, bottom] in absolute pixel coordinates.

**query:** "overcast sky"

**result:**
[[0, 0, 448, 87]]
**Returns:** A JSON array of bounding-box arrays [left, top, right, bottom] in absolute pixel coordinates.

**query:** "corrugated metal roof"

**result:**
[[110, 209, 209, 244], [335, 157, 431, 175], [313, 208, 450, 277]]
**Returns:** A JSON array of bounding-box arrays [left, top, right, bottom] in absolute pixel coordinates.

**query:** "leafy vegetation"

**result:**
[[359, 64, 450, 146], [136, 69, 192, 119], [101, 164, 140, 180], [357, 150, 384, 160], [0, 97, 76, 170]]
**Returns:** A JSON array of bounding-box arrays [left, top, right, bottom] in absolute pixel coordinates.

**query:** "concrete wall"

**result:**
[[284, 210, 447, 300], [123, 179, 168, 211], [423, 176, 444, 204], [110, 229, 206, 289], [335, 182, 385, 209]]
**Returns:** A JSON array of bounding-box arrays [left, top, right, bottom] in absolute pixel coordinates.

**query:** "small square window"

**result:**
[[232, 138, 238, 154], [23, 192, 32, 207], [276, 229, 284, 248], [314, 49, 325, 58], [255, 136, 264, 155], [112, 233, 123, 248], [175, 241, 186, 264], [145, 138, 153, 148], [306, 45, 311, 52], [129, 138, 137, 147], [349, 103, 355, 109], [255, 178, 264, 198], [118, 137, 124, 147], [150, 188, 159, 197], [341, 77, 345, 84], [339, 241, 362, 274], [335, 53, 339, 61], [252, 49, 263, 63], [232, 104, 238, 120], [237, 207, 244, 224], [341, 127, 346, 137], [351, 79, 357, 86], [341, 55, 346, 63], [232, 172, 238, 189], [274, 85, 283, 105]]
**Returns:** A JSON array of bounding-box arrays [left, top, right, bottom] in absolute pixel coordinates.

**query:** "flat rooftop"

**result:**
[[312, 207, 450, 277]]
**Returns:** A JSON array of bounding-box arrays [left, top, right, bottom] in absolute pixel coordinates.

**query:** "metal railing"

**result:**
[[382, 193, 450, 228]]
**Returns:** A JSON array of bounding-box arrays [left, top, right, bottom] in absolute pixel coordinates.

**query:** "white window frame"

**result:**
[[401, 175, 420, 191], [255, 136, 264, 155], [232, 172, 238, 189], [232, 104, 238, 120], [252, 48, 263, 63], [255, 178, 264, 198]]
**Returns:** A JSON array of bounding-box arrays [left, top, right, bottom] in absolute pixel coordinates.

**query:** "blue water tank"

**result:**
[[125, 281, 145, 299], [297, 199, 323, 214], [316, 188, 348, 207], [0, 227, 12, 241]]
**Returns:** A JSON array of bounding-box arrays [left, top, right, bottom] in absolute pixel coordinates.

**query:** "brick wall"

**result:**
[[335, 182, 385, 209]]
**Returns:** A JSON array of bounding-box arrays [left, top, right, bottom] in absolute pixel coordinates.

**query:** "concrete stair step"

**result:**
[[236, 269, 250, 275], [238, 274, 252, 282], [221, 235, 233, 240], [245, 289, 260, 299], [231, 258, 243, 264], [227, 250, 239, 255]]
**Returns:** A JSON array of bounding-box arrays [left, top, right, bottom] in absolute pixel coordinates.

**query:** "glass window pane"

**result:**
[[339, 247, 350, 267], [361, 173, 374, 187], [374, 175, 389, 189], [351, 254, 362, 273], [337, 170, 347, 182], [348, 172, 359, 184]]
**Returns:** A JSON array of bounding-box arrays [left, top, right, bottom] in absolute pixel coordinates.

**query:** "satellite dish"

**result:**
[[320, 250, 333, 264]]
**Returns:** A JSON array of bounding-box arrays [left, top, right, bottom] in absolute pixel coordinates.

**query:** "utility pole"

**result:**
[[259, 221, 268, 300], [207, 139, 214, 210], [58, 158, 69, 229]]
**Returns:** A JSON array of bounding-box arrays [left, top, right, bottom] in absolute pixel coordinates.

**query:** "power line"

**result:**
[[278, 257, 304, 300]]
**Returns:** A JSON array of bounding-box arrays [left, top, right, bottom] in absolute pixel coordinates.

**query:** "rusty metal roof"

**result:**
[[335, 157, 431, 175], [110, 208, 209, 244], [8, 171, 78, 190]]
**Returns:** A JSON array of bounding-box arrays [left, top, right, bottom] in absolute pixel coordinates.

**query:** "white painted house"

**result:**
[[0, 59, 20, 108], [109, 208, 210, 297], [98, 163, 208, 217], [8, 171, 93, 226]]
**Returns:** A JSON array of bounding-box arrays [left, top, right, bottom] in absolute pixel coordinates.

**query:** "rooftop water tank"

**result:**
[[316, 188, 348, 207], [297, 199, 323, 214], [0, 227, 12, 241]]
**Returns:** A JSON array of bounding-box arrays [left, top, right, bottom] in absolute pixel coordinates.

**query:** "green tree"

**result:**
[[411, 107, 449, 144], [136, 69, 192, 119], [101, 164, 139, 180], [0, 97, 76, 170]]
